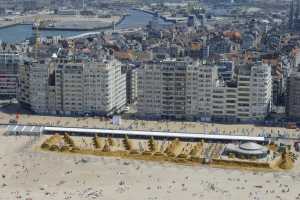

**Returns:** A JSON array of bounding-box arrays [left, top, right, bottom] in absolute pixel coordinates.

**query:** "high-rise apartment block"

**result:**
[[18, 58, 126, 116], [137, 59, 218, 120], [0, 51, 21, 99], [212, 62, 272, 122], [235, 62, 272, 121], [287, 70, 300, 120], [137, 59, 272, 122]]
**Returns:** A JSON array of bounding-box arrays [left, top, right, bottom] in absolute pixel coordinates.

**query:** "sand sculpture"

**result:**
[[123, 135, 132, 151], [278, 148, 296, 170], [39, 134, 296, 171], [92, 134, 102, 149], [63, 133, 76, 147]]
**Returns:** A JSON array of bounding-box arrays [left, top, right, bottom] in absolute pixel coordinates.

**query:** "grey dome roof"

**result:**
[[239, 142, 263, 151]]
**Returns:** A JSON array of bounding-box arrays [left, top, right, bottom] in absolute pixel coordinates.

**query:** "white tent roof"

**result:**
[[4, 125, 266, 142], [44, 126, 266, 142], [6, 125, 44, 135]]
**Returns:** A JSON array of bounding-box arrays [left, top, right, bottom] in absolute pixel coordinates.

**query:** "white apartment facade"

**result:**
[[18, 59, 126, 116], [29, 61, 49, 113], [82, 60, 126, 115], [0, 52, 21, 99], [185, 61, 218, 119], [18, 59, 49, 112], [211, 84, 238, 122], [137, 59, 272, 122], [54, 62, 85, 114], [211, 62, 272, 122], [137, 59, 218, 120], [249, 63, 272, 120]]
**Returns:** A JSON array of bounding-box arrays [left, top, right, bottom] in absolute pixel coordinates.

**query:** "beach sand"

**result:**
[[0, 126, 300, 200]]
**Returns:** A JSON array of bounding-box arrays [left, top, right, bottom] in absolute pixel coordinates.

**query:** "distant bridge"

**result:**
[[67, 28, 142, 40]]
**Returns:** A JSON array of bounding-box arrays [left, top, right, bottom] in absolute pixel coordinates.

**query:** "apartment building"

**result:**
[[211, 82, 238, 122], [29, 61, 49, 113], [236, 65, 253, 121], [0, 51, 21, 99], [18, 58, 126, 116], [0, 0, 16, 9], [137, 59, 218, 120], [18, 59, 49, 112], [137, 59, 272, 122], [19, 59, 55, 113], [249, 63, 272, 120], [287, 70, 300, 120], [54, 62, 85, 114], [185, 61, 218, 119], [122, 64, 138, 104], [211, 62, 272, 122], [216, 60, 235, 81], [82, 60, 126, 115]]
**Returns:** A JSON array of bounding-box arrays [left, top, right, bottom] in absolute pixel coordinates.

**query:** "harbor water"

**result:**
[[0, 9, 168, 43]]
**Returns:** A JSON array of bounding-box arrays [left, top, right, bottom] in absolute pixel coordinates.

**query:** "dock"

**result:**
[[0, 14, 125, 31]]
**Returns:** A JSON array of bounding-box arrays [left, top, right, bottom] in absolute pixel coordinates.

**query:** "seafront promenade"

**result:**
[[0, 106, 299, 140]]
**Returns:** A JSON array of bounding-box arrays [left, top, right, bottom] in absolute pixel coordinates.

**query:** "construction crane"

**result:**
[[33, 17, 41, 59], [69, 39, 76, 61]]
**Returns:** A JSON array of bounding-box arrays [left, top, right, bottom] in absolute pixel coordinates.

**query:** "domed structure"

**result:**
[[224, 142, 268, 159], [239, 142, 264, 151]]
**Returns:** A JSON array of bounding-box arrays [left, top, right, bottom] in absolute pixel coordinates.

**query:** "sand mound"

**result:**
[[277, 150, 295, 170]]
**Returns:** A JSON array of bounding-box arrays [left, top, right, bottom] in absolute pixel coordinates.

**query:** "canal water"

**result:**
[[0, 9, 168, 43]]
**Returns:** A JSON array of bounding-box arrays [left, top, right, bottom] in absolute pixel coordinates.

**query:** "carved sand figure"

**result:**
[[107, 136, 115, 146], [102, 140, 111, 152], [123, 135, 133, 151], [63, 133, 76, 148], [189, 142, 203, 158], [92, 134, 102, 149], [278, 148, 295, 170], [148, 136, 158, 152], [41, 134, 62, 150], [49, 144, 60, 151], [176, 148, 188, 161], [165, 138, 182, 157]]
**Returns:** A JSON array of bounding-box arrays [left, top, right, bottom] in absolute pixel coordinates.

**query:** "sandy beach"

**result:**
[[0, 104, 300, 199], [0, 126, 300, 200]]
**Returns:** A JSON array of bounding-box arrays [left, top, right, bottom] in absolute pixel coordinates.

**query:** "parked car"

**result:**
[[9, 119, 17, 124]]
